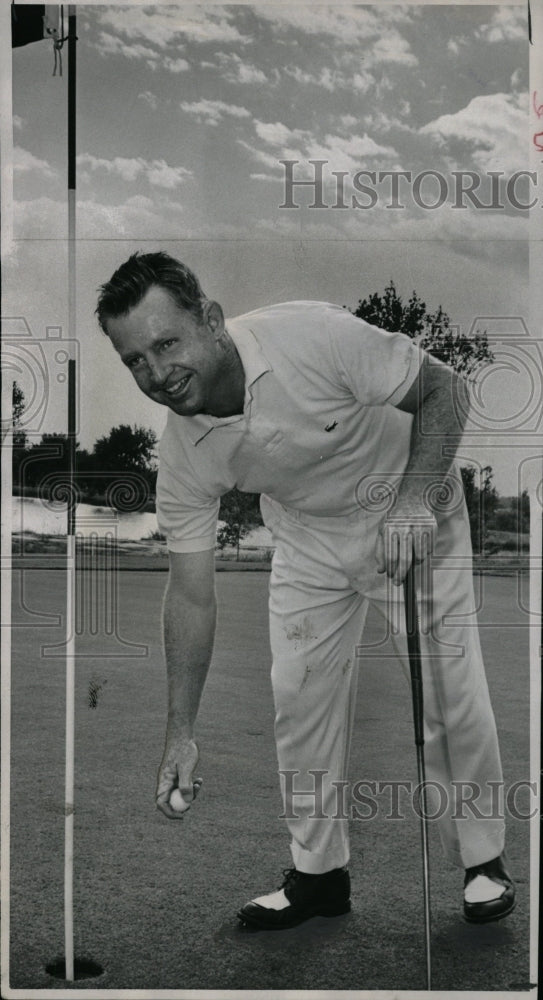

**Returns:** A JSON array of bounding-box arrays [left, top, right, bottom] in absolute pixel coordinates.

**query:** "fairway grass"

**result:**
[[7, 571, 531, 991]]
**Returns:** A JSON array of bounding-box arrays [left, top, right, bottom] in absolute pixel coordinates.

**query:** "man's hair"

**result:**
[[95, 251, 206, 333]]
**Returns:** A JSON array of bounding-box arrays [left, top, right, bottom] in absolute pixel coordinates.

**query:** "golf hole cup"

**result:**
[[169, 788, 191, 813]]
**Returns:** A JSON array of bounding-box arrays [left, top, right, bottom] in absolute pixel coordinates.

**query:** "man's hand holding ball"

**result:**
[[156, 735, 202, 820]]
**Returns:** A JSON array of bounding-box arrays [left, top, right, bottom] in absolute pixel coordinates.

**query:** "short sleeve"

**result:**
[[326, 305, 425, 406], [156, 441, 220, 554]]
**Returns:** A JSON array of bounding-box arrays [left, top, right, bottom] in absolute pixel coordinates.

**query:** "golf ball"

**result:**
[[169, 788, 191, 813]]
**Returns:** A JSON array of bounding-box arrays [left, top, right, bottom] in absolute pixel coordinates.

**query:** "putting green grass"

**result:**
[[8, 570, 531, 991]]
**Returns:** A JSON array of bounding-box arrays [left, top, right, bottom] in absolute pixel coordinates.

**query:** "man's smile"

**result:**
[[162, 373, 193, 400]]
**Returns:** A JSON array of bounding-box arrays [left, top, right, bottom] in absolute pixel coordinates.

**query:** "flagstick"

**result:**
[[64, 363, 76, 983], [1, 378, 14, 996], [64, 6, 77, 983]]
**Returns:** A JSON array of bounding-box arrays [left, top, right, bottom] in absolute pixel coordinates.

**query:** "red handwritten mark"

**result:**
[[533, 92, 543, 118], [533, 132, 543, 151]]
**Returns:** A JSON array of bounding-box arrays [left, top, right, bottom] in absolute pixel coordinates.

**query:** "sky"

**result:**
[[4, 2, 536, 495]]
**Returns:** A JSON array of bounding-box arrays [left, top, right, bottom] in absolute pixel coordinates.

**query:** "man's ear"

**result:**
[[203, 300, 225, 339]]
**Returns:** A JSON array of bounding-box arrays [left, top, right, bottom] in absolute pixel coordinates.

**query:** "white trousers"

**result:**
[[260, 492, 505, 875]]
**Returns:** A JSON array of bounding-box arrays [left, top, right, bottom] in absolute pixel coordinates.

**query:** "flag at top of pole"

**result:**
[[11, 4, 61, 47], [12, 4, 65, 74]]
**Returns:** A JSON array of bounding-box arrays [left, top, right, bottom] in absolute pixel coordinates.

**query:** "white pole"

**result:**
[[64, 533, 75, 983], [64, 5, 77, 982], [1, 376, 14, 996], [64, 351, 77, 983], [529, 0, 543, 988]]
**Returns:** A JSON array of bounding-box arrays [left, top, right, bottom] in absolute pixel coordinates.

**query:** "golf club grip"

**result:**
[[403, 562, 424, 747]]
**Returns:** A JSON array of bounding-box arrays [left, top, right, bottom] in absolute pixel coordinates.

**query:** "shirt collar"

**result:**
[[183, 321, 271, 445]]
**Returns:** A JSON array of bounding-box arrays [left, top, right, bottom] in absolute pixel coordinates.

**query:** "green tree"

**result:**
[[92, 424, 158, 474], [460, 466, 498, 555], [516, 489, 530, 535], [492, 491, 530, 538], [352, 280, 493, 378], [353, 281, 498, 552], [91, 424, 158, 509], [12, 381, 26, 437], [217, 488, 261, 560], [12, 381, 28, 483], [20, 433, 72, 485]]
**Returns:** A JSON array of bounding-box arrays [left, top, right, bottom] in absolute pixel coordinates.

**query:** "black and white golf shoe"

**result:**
[[238, 866, 351, 930], [463, 854, 515, 923]]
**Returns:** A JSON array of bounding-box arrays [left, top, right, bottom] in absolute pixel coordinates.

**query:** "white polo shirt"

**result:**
[[156, 301, 425, 553]]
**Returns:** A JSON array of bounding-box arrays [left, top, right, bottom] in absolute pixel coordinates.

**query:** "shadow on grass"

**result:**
[[215, 910, 353, 947]]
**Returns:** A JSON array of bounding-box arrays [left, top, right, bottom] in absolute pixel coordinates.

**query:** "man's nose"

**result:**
[[148, 356, 171, 387]]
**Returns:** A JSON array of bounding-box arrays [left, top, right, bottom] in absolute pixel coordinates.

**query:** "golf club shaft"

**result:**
[[403, 560, 432, 990], [416, 744, 432, 989]]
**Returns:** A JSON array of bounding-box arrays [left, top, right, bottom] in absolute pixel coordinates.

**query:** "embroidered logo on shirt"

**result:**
[[325, 420, 338, 432]]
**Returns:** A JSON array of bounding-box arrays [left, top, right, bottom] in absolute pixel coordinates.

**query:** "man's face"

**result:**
[[106, 285, 226, 416]]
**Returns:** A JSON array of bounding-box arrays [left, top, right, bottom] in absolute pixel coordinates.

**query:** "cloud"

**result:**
[[446, 36, 470, 57], [215, 52, 268, 85], [14, 194, 255, 243], [179, 99, 251, 126], [253, 5, 410, 44], [306, 132, 398, 169], [254, 8, 417, 65], [283, 66, 314, 86], [17, 189, 528, 248], [14, 194, 187, 241], [254, 121, 308, 148], [78, 154, 142, 183], [284, 64, 375, 93], [77, 154, 192, 189], [360, 108, 412, 133], [92, 30, 189, 72], [145, 161, 193, 190], [351, 71, 375, 94], [95, 31, 161, 64], [80, 195, 180, 239], [420, 92, 529, 174], [254, 120, 396, 159], [240, 121, 398, 180], [138, 91, 158, 111], [250, 173, 281, 182], [96, 7, 250, 48], [164, 58, 190, 74], [237, 140, 278, 171], [14, 147, 56, 179], [369, 33, 418, 67], [251, 201, 528, 251], [13, 195, 64, 239], [476, 8, 526, 43], [510, 68, 526, 92]]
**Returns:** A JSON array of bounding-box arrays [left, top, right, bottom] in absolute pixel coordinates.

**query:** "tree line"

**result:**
[[12, 410, 159, 513], [11, 282, 529, 551]]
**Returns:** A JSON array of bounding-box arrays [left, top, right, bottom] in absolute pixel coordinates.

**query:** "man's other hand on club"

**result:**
[[376, 498, 436, 585]]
